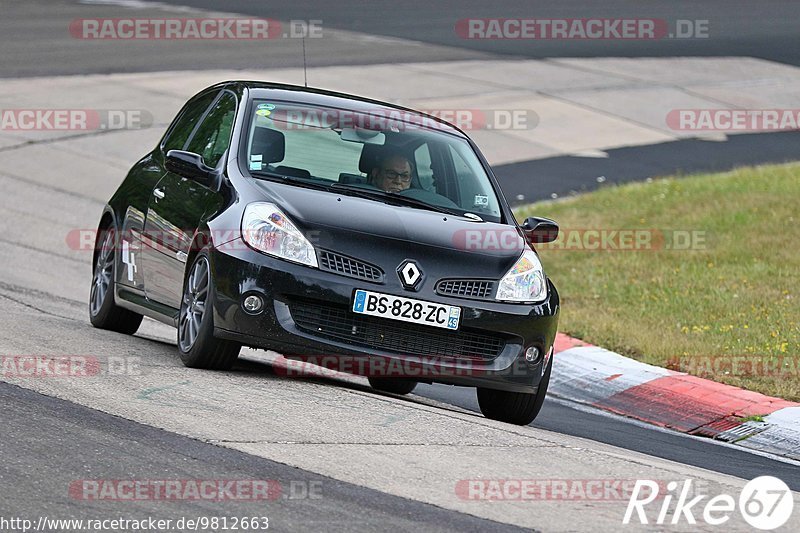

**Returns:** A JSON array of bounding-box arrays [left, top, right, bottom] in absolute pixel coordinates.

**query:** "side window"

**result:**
[[413, 143, 435, 192], [162, 91, 219, 153], [186, 92, 237, 168]]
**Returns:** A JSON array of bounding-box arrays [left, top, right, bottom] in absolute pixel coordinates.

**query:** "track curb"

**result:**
[[552, 333, 800, 460]]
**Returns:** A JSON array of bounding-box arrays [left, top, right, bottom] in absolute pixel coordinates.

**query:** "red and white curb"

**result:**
[[551, 333, 800, 460]]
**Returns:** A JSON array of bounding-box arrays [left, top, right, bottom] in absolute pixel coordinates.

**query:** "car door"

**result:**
[[141, 90, 237, 309]]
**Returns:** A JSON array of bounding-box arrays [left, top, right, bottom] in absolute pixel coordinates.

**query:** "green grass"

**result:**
[[514, 163, 800, 400]]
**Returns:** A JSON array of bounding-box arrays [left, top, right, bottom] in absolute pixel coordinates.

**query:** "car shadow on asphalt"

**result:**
[[130, 329, 483, 420]]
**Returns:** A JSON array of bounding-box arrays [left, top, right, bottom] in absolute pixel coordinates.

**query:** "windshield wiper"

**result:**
[[250, 173, 468, 217], [249, 170, 333, 191], [330, 183, 466, 217]]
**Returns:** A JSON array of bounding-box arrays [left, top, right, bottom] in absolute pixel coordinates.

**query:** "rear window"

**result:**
[[277, 125, 362, 180]]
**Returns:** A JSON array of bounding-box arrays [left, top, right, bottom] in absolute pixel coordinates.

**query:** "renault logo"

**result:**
[[397, 260, 424, 291]]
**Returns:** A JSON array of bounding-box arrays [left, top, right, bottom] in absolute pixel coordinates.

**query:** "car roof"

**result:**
[[222, 80, 467, 138]]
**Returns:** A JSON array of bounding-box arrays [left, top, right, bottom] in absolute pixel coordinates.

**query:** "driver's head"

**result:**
[[371, 153, 413, 193]]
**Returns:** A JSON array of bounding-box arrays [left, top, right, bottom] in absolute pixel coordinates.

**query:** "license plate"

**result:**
[[352, 289, 461, 330]]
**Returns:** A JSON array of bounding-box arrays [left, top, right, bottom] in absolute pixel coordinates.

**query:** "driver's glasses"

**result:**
[[381, 170, 412, 182]]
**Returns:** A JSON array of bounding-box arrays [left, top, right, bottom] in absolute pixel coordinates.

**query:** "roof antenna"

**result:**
[[302, 35, 308, 87]]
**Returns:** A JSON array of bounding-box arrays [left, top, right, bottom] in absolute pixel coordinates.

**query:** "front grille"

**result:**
[[436, 279, 495, 299], [289, 299, 505, 361], [318, 250, 383, 282]]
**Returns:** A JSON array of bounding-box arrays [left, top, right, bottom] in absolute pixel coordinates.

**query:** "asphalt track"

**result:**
[[168, 0, 800, 66], [0, 381, 526, 532], [495, 130, 800, 204], [1, 0, 799, 530], [3, 1, 799, 75], [416, 384, 800, 490], [0, 0, 492, 78]]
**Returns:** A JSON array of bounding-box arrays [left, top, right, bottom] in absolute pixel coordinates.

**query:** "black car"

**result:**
[[89, 82, 560, 425]]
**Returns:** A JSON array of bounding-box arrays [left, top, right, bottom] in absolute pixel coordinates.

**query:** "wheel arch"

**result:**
[[91, 207, 118, 269], [183, 225, 214, 282]]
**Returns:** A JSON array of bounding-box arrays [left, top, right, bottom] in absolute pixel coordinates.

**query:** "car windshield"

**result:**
[[243, 100, 503, 222]]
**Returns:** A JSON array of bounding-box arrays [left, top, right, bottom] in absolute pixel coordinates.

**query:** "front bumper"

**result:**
[[209, 244, 560, 393]]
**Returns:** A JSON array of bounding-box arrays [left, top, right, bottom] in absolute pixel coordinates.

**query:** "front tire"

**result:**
[[368, 377, 417, 395], [89, 225, 143, 334], [178, 253, 241, 370], [477, 356, 552, 425]]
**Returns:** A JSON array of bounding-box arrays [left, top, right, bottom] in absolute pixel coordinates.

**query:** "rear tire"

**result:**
[[89, 225, 143, 335], [178, 252, 241, 370], [368, 377, 417, 395], [477, 356, 552, 425]]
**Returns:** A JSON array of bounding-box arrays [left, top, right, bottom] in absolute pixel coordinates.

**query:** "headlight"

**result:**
[[496, 249, 547, 303], [242, 202, 318, 267]]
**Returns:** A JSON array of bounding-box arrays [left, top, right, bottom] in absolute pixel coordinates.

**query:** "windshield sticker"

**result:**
[[474, 195, 489, 207], [257, 103, 276, 110], [255, 108, 272, 117], [249, 155, 263, 171]]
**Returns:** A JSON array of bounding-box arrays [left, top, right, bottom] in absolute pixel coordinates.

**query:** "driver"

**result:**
[[370, 153, 414, 193]]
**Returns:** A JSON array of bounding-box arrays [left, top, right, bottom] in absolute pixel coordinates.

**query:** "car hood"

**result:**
[[250, 180, 526, 279]]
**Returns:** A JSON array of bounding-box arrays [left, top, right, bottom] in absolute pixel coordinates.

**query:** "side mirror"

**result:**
[[165, 150, 216, 186], [522, 216, 559, 244]]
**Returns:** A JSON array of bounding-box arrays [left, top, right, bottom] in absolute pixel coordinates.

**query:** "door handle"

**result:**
[[153, 188, 165, 199]]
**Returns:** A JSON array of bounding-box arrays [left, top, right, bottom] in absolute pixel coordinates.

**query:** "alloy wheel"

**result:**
[[179, 256, 210, 351], [89, 230, 115, 317]]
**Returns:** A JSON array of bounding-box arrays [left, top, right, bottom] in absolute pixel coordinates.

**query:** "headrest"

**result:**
[[252, 127, 285, 163], [358, 143, 388, 174]]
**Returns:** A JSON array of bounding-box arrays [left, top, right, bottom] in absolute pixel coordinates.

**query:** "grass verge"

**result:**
[[514, 163, 800, 400]]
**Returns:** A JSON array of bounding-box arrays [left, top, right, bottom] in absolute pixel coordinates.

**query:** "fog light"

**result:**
[[525, 347, 540, 363], [243, 294, 264, 314]]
